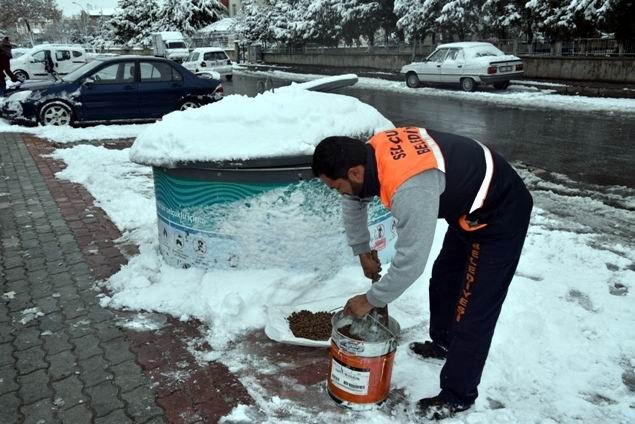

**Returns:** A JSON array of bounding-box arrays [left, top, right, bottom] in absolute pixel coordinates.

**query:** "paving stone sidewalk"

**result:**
[[0, 133, 251, 423]]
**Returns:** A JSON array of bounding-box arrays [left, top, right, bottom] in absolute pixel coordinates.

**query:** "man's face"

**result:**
[[319, 175, 363, 197]]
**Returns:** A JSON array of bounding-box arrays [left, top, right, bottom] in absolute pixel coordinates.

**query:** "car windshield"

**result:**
[[167, 42, 186, 49], [63, 60, 103, 82], [465, 45, 505, 59]]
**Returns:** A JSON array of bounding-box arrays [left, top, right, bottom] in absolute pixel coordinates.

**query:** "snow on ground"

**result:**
[[0, 118, 151, 143], [4, 73, 634, 422], [238, 70, 635, 116], [510, 79, 569, 87], [50, 143, 635, 423]]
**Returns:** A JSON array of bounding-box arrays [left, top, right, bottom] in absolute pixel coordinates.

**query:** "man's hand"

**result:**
[[343, 294, 374, 319], [359, 250, 381, 281]]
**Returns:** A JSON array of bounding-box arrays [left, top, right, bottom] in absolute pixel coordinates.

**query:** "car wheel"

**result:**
[[226, 75, 233, 81], [406, 72, 420, 88], [493, 81, 510, 90], [14, 70, 29, 82], [461, 77, 477, 92], [39, 101, 74, 126], [179, 100, 200, 111]]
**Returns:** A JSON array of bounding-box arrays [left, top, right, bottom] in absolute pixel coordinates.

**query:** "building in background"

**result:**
[[87, 8, 117, 27], [191, 18, 238, 50]]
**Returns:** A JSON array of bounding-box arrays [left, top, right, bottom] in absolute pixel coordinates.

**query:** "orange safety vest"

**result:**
[[369, 127, 446, 209], [369, 127, 494, 231]]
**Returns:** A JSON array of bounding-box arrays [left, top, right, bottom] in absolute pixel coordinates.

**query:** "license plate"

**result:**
[[499, 66, 512, 72]]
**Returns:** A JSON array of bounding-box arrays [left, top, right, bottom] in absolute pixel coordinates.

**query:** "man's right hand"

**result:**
[[359, 250, 381, 282]]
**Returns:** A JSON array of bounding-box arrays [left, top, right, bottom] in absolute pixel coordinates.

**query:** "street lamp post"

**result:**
[[17, 17, 35, 47], [72, 2, 89, 43]]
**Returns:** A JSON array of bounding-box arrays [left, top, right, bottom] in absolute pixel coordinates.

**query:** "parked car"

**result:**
[[1, 56, 223, 126], [183, 47, 233, 81], [10, 44, 88, 81], [400, 42, 524, 92]]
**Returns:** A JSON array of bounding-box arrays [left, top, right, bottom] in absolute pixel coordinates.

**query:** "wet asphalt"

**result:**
[[225, 74, 635, 190]]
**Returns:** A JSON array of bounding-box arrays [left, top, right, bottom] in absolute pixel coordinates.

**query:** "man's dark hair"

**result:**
[[312, 136, 367, 179]]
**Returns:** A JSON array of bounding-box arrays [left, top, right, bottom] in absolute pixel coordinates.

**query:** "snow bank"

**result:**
[[52, 142, 635, 423], [0, 118, 151, 143], [129, 86, 393, 167]]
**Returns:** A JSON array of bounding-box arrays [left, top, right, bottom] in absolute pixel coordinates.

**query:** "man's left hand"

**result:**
[[343, 294, 374, 319]]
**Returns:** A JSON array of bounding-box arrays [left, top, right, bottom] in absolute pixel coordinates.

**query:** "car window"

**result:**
[[172, 67, 183, 81], [203, 51, 227, 61], [140, 62, 175, 82], [32, 50, 49, 63], [63, 60, 102, 81], [444, 48, 464, 62], [121, 62, 136, 83], [56, 50, 71, 61], [89, 62, 135, 84], [427, 49, 448, 62], [72, 50, 83, 58], [90, 63, 120, 83], [167, 41, 186, 49], [188, 52, 199, 62]]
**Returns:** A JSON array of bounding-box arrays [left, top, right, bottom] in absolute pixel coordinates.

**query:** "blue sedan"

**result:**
[[1, 56, 224, 126]]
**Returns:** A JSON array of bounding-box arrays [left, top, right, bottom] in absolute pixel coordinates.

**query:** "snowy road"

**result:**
[[230, 71, 635, 188]]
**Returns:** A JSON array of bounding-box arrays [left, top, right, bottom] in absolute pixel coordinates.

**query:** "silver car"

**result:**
[[401, 42, 524, 92], [183, 47, 233, 81]]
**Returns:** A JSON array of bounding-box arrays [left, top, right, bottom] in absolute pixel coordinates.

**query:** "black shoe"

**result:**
[[416, 395, 472, 420], [409, 340, 448, 360]]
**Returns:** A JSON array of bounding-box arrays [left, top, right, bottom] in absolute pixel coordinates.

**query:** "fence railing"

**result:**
[[263, 38, 635, 58], [494, 38, 634, 56]]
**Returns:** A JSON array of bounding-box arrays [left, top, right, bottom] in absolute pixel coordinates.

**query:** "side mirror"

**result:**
[[83, 77, 95, 86]]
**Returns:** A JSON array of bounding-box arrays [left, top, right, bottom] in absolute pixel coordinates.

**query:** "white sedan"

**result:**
[[401, 42, 524, 92], [182, 47, 233, 81]]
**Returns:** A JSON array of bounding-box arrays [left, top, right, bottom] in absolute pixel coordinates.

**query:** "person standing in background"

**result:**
[[0, 36, 18, 95]]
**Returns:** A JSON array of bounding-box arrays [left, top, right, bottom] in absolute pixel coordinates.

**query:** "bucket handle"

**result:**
[[367, 311, 398, 339], [332, 307, 398, 340]]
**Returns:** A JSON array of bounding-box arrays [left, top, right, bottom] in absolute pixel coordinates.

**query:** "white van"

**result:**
[[151, 32, 189, 63], [183, 48, 233, 81], [10, 45, 88, 81]]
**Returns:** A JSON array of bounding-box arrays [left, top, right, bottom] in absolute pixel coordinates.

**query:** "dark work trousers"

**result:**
[[428, 186, 533, 404]]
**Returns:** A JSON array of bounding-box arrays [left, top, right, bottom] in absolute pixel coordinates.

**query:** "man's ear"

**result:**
[[347, 165, 365, 184]]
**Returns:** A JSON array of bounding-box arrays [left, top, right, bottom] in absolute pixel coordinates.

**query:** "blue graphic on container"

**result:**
[[152, 168, 397, 270], [154, 168, 282, 231], [154, 168, 285, 269]]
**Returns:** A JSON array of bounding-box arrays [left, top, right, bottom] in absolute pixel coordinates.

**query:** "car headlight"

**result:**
[[6, 90, 33, 102]]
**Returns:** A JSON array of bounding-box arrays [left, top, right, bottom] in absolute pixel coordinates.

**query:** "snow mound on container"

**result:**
[[129, 86, 393, 167]]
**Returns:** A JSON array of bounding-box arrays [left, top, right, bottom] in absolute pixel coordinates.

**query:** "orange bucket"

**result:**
[[327, 311, 400, 410]]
